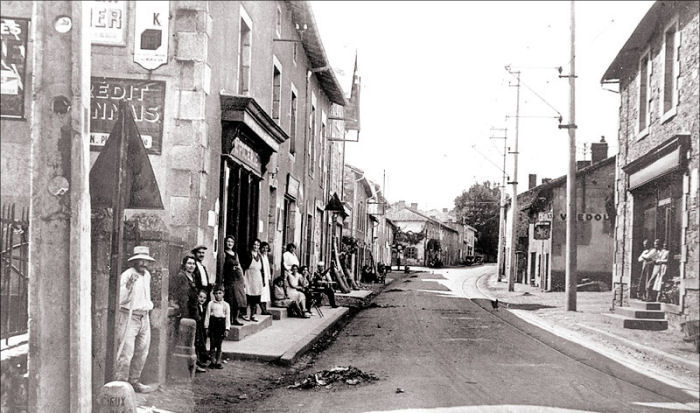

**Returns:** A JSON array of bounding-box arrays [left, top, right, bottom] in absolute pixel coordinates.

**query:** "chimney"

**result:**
[[410, 202, 418, 210], [591, 136, 609, 164], [528, 174, 537, 190], [396, 200, 406, 209]]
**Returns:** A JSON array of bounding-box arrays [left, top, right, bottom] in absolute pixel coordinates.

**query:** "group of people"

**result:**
[[636, 238, 671, 302], [169, 239, 340, 374]]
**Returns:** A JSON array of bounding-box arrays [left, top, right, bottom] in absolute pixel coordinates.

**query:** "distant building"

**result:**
[[601, 0, 699, 319], [515, 146, 616, 291]]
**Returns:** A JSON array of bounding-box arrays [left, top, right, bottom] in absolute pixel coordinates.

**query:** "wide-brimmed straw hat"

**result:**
[[128, 246, 156, 262]]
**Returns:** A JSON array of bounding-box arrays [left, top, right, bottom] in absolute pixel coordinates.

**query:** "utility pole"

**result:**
[[507, 69, 521, 292], [489, 128, 508, 281], [559, 1, 578, 311]]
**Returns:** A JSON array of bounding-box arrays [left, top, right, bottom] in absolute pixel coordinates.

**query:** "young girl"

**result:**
[[194, 290, 209, 370], [205, 285, 231, 369]]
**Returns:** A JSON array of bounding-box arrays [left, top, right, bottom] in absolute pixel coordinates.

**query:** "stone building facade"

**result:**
[[1, 0, 353, 402], [602, 1, 699, 320]]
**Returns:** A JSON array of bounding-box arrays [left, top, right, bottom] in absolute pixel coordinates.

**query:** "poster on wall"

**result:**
[[89, 1, 127, 46], [1, 17, 29, 119], [133, 1, 169, 70], [90, 77, 165, 154]]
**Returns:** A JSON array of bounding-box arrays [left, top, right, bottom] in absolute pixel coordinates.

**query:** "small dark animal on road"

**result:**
[[491, 299, 499, 310]]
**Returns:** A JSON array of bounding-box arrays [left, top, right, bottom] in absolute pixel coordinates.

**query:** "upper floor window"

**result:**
[[272, 59, 281, 123], [638, 51, 651, 134], [290, 86, 297, 154], [275, 6, 282, 38], [661, 18, 680, 119], [308, 104, 316, 177], [238, 7, 253, 95], [293, 43, 298, 65]]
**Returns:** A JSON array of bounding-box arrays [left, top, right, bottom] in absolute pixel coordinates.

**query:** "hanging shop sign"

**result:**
[[286, 174, 300, 200], [89, 1, 126, 45], [1, 17, 29, 119], [90, 77, 165, 154], [230, 139, 262, 176], [133, 1, 169, 70], [534, 221, 551, 240]]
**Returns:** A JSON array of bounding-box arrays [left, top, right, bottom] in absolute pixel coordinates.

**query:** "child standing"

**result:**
[[194, 290, 209, 371], [205, 285, 231, 369]]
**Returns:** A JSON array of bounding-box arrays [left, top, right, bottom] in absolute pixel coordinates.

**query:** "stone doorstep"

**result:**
[[615, 307, 667, 320], [602, 313, 669, 331], [629, 300, 662, 311], [324, 289, 374, 308], [225, 315, 272, 341]]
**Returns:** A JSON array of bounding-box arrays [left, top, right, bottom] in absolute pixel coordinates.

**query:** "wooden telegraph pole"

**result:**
[[507, 69, 521, 293]]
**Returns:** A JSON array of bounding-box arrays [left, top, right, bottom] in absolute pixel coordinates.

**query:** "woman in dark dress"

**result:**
[[223, 235, 246, 325], [169, 254, 207, 372]]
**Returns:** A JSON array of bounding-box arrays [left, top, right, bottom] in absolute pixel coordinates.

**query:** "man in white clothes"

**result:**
[[116, 246, 156, 393]]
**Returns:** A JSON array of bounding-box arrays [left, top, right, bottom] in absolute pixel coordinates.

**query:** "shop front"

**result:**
[[622, 135, 690, 307], [218, 96, 288, 267]]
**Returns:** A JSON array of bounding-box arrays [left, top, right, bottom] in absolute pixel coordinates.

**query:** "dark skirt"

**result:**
[[246, 294, 261, 306]]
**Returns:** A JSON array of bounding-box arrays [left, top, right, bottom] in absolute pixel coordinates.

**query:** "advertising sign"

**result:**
[[1, 17, 29, 118], [90, 1, 126, 46], [90, 77, 166, 154], [134, 1, 169, 70]]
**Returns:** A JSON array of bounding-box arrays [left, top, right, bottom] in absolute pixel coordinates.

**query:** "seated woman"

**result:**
[[272, 276, 307, 318], [286, 264, 310, 314]]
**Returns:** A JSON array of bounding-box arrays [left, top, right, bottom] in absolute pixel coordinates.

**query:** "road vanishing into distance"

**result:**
[[252, 265, 699, 413]]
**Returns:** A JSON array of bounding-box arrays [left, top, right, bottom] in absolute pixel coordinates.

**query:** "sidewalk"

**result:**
[[478, 271, 699, 393]]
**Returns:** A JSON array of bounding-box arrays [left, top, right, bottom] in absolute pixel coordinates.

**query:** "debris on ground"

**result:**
[[395, 387, 405, 393], [237, 394, 248, 400], [286, 366, 379, 390], [520, 292, 533, 296], [385, 288, 404, 293]]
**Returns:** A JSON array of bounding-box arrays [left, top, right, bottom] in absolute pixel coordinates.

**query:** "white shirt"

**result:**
[[282, 251, 299, 277], [204, 299, 231, 330], [119, 267, 154, 312]]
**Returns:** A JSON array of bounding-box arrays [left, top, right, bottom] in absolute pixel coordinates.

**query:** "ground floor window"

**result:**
[[631, 172, 682, 304], [404, 246, 417, 259]]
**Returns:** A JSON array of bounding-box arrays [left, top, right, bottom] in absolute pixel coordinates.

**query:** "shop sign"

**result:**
[[90, 77, 165, 154], [90, 1, 126, 46], [133, 1, 169, 70], [534, 221, 551, 240], [558, 212, 609, 221], [1, 17, 29, 119], [286, 174, 300, 199], [230, 139, 262, 175], [537, 211, 552, 222]]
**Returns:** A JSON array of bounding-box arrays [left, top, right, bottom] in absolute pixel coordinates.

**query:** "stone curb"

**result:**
[[279, 307, 351, 366]]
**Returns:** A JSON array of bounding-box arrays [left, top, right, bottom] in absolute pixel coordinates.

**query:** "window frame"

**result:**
[[636, 48, 651, 139], [272, 56, 282, 123], [660, 16, 680, 123], [289, 83, 298, 156], [237, 6, 253, 96]]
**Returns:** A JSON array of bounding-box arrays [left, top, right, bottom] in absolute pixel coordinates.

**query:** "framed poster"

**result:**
[[134, 1, 169, 70], [89, 1, 127, 46], [90, 77, 166, 154], [1, 17, 29, 119]]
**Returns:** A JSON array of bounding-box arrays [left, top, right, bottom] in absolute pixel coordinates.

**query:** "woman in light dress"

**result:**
[[650, 241, 670, 302], [259, 241, 273, 315], [242, 239, 265, 322]]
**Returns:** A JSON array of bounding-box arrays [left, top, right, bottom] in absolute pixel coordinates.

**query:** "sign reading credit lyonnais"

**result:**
[[1, 17, 29, 119], [90, 1, 126, 45], [90, 77, 165, 154], [134, 1, 169, 70]]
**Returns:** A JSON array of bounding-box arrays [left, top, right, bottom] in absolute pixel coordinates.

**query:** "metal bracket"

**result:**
[[558, 124, 578, 129]]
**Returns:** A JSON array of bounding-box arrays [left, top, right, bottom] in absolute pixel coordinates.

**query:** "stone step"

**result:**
[[629, 300, 662, 311], [615, 306, 666, 320], [602, 313, 668, 331], [323, 289, 374, 308], [268, 307, 289, 320], [225, 315, 272, 341]]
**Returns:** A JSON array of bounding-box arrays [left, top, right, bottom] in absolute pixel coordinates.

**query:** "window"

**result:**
[[275, 6, 282, 38], [238, 8, 252, 95], [293, 43, 298, 65], [405, 247, 417, 259], [637, 51, 651, 134], [319, 119, 326, 179], [272, 62, 281, 123], [290, 88, 297, 154], [661, 19, 680, 118], [308, 104, 316, 177]]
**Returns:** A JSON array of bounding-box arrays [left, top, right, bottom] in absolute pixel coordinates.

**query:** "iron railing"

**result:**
[[1, 203, 29, 342]]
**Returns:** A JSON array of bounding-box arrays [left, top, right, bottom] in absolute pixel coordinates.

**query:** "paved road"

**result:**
[[253, 266, 699, 413]]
